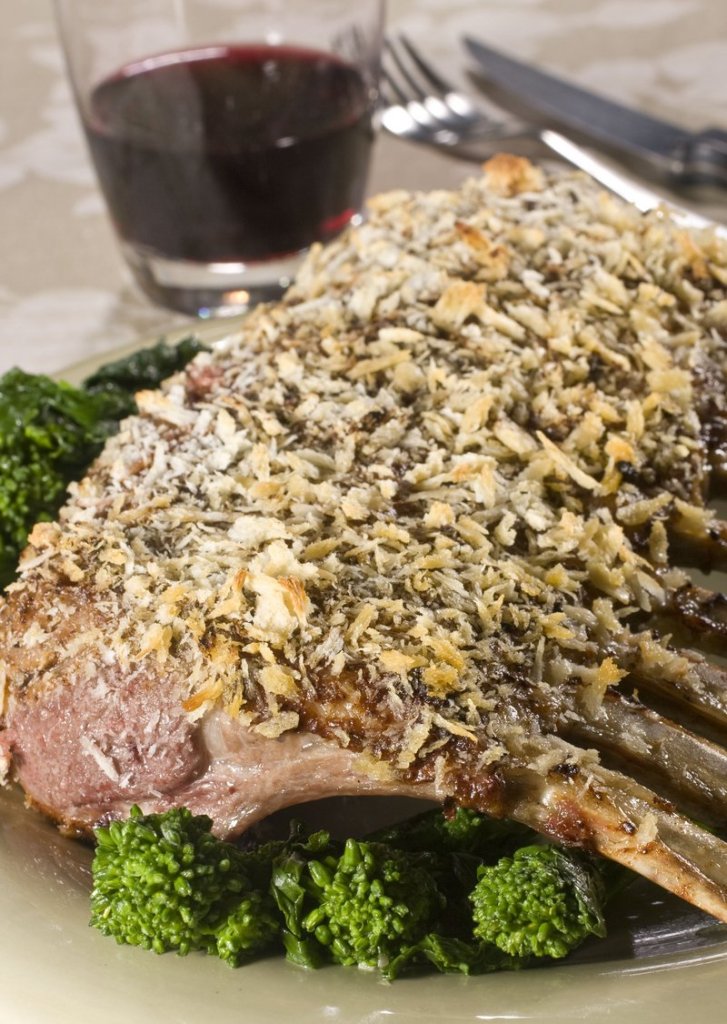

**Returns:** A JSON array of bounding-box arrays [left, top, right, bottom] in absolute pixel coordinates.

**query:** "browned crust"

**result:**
[[1, 158, 727, 919]]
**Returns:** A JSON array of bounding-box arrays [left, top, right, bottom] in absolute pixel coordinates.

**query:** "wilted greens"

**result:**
[[90, 804, 626, 979], [0, 336, 206, 587]]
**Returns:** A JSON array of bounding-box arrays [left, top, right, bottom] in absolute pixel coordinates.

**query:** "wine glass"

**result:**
[[54, 0, 386, 317]]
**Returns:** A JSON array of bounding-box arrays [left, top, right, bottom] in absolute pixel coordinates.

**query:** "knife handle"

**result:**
[[675, 129, 727, 185]]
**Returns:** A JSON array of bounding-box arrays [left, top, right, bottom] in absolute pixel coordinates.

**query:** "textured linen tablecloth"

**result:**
[[0, 0, 725, 377]]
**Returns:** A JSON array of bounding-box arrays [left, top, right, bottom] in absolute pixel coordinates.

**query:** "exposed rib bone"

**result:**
[[553, 691, 727, 823], [627, 644, 727, 734], [503, 737, 727, 924], [671, 585, 727, 639], [645, 584, 727, 656], [668, 518, 727, 573]]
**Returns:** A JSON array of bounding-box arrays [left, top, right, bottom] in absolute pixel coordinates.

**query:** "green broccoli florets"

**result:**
[[90, 806, 279, 962], [300, 838, 445, 970], [90, 805, 625, 978], [214, 891, 281, 966], [469, 844, 607, 960]]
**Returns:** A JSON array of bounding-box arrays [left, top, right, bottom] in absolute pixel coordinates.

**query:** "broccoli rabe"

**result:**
[[90, 804, 626, 979], [299, 839, 445, 970], [214, 891, 281, 966], [90, 805, 279, 963], [268, 827, 339, 968], [83, 335, 207, 404], [0, 369, 122, 586], [340, 810, 615, 976], [370, 804, 532, 858], [470, 843, 607, 960], [271, 830, 462, 977], [0, 337, 207, 588]]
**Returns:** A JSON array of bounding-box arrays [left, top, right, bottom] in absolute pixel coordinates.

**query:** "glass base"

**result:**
[[121, 242, 307, 317]]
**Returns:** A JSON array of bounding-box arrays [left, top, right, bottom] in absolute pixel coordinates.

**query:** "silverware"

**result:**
[[463, 35, 727, 188], [380, 35, 726, 238], [380, 35, 533, 152]]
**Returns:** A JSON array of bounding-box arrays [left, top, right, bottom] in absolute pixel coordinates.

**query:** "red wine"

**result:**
[[83, 45, 374, 264]]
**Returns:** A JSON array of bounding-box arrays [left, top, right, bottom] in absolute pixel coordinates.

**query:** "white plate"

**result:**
[[2, 324, 727, 1024]]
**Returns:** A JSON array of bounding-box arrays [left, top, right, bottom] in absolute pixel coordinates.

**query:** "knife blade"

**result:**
[[463, 35, 727, 185], [540, 130, 726, 238]]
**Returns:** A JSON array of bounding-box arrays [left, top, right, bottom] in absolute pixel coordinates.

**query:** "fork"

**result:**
[[380, 35, 725, 236], [380, 35, 533, 155]]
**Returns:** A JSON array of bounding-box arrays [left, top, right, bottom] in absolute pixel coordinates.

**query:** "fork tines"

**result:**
[[380, 34, 524, 146]]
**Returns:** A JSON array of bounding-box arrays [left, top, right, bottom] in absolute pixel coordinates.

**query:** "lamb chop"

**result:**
[[3, 154, 727, 925]]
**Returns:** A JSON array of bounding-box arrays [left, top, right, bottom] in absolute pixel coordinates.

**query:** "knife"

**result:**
[[540, 130, 725, 238], [463, 35, 727, 186]]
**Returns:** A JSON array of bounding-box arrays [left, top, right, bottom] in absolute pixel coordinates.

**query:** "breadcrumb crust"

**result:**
[[8, 155, 727, 780]]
